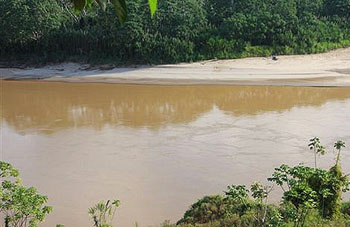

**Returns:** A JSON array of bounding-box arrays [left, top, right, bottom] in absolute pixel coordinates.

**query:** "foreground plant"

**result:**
[[268, 140, 348, 226], [250, 182, 274, 225], [88, 200, 120, 227], [308, 137, 326, 168], [334, 140, 346, 165], [0, 162, 52, 227], [178, 138, 349, 227]]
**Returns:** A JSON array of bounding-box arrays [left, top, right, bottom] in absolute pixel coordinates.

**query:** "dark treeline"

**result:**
[[1, 0, 350, 64]]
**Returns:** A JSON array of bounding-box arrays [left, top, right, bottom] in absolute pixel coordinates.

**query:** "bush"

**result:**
[[177, 195, 229, 224]]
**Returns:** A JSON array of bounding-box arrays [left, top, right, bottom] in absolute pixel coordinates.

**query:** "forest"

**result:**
[[1, 0, 350, 65]]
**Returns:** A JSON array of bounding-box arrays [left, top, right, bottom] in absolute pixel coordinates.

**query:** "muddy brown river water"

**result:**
[[1, 81, 350, 227]]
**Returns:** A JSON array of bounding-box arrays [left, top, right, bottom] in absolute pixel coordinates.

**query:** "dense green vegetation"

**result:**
[[169, 141, 350, 227], [0, 162, 52, 227], [1, 0, 350, 65], [1, 139, 349, 227]]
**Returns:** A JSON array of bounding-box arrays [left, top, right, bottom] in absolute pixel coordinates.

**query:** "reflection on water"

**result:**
[[1, 81, 350, 133], [1, 81, 350, 227]]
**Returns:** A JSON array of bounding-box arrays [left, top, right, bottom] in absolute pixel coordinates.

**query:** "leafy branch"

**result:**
[[0, 162, 52, 227], [71, 0, 158, 23], [88, 200, 121, 227]]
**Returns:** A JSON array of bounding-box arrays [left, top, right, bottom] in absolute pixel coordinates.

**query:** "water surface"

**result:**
[[1, 81, 350, 226]]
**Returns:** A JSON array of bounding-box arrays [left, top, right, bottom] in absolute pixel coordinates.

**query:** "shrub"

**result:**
[[177, 195, 229, 224]]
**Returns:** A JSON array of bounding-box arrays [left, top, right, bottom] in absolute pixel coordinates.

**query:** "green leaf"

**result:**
[[112, 200, 120, 207], [72, 0, 86, 12], [111, 0, 128, 23], [148, 0, 157, 18], [86, 0, 94, 8]]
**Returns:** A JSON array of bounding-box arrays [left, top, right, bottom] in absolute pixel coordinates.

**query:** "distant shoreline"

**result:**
[[1, 48, 350, 87]]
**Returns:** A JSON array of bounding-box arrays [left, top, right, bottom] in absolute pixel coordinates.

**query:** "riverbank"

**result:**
[[1, 47, 350, 86]]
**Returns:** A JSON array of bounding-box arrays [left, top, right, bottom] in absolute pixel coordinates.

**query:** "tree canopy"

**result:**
[[71, 0, 158, 22]]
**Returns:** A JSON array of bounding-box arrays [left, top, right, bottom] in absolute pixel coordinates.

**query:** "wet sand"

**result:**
[[1, 48, 350, 86]]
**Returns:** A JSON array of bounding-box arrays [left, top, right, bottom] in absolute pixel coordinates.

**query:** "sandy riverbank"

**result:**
[[1, 48, 350, 86]]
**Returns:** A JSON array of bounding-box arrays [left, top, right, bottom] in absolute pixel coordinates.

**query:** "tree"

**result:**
[[0, 0, 65, 45], [0, 162, 52, 227], [334, 140, 346, 165], [324, 0, 350, 18], [308, 137, 326, 168], [71, 0, 158, 23]]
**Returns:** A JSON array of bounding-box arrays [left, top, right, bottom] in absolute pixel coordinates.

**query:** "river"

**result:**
[[1, 81, 350, 226]]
